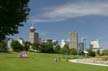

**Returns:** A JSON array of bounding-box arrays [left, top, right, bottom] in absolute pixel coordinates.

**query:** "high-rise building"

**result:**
[[79, 42, 84, 51], [90, 40, 100, 51], [69, 32, 78, 49], [29, 25, 39, 43], [79, 37, 86, 51]]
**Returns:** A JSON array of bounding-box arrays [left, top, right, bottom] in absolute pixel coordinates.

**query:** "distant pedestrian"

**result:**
[[55, 58, 58, 62]]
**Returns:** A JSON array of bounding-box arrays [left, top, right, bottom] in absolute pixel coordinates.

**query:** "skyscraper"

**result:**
[[90, 40, 100, 51], [29, 25, 39, 43], [79, 42, 84, 51], [69, 32, 78, 49]]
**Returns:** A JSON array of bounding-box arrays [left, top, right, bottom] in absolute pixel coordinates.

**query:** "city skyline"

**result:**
[[9, 0, 108, 48]]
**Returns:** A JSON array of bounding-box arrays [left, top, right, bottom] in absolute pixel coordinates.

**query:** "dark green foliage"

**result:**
[[11, 40, 24, 51], [60, 44, 69, 54], [0, 41, 7, 51], [24, 41, 31, 51], [102, 49, 108, 56], [40, 42, 54, 53], [69, 48, 77, 55], [78, 49, 84, 55], [96, 50, 100, 56], [87, 48, 96, 57], [54, 45, 61, 53], [32, 43, 40, 51], [0, 0, 30, 41]]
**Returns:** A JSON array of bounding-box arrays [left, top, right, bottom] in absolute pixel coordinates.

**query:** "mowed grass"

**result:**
[[0, 52, 108, 71]]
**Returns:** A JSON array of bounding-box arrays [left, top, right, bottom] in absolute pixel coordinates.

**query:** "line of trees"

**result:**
[[9, 40, 77, 55], [1, 39, 108, 57]]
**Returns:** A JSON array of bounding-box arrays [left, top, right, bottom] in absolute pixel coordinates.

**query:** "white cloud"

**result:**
[[31, 18, 65, 22], [44, 2, 108, 18], [31, 1, 108, 22]]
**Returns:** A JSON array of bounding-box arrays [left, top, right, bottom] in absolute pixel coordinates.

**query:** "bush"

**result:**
[[87, 48, 96, 57], [96, 56, 108, 61], [39, 42, 54, 53], [0, 41, 7, 52], [60, 44, 69, 54], [54, 45, 61, 53], [32, 43, 40, 51], [69, 48, 77, 55], [11, 40, 24, 51], [102, 49, 108, 56], [96, 50, 100, 56], [24, 41, 31, 51]]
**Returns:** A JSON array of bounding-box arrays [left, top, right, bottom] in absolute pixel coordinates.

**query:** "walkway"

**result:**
[[69, 59, 108, 67]]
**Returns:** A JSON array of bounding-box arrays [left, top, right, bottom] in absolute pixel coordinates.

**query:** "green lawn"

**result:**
[[0, 52, 107, 71]]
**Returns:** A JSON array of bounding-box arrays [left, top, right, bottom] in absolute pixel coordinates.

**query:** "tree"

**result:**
[[60, 44, 69, 54], [0, 0, 30, 41], [102, 49, 108, 56], [24, 41, 31, 51], [0, 41, 7, 51], [40, 42, 54, 53], [87, 48, 96, 57], [11, 40, 24, 51], [54, 45, 61, 53], [69, 48, 77, 55], [32, 43, 40, 52], [96, 50, 100, 56]]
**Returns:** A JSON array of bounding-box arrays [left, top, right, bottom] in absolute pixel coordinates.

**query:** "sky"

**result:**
[[10, 0, 108, 48]]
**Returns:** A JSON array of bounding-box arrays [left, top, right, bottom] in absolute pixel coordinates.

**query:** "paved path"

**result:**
[[69, 59, 108, 67]]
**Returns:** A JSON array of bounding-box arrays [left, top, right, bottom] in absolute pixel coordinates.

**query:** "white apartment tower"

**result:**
[[29, 25, 39, 43]]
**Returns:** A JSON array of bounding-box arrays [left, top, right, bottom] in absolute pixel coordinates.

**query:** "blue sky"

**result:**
[[10, 0, 108, 48]]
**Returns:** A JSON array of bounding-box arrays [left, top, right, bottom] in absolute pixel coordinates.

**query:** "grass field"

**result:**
[[0, 52, 108, 71]]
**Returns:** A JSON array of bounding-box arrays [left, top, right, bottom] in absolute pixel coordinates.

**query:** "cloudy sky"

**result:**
[[11, 0, 108, 48]]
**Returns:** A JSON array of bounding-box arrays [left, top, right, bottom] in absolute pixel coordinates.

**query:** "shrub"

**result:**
[[69, 48, 77, 55], [0, 41, 7, 51], [60, 44, 69, 54], [39, 42, 54, 53], [54, 45, 61, 53], [96, 56, 108, 61], [87, 48, 96, 57], [11, 40, 24, 51], [102, 49, 108, 56]]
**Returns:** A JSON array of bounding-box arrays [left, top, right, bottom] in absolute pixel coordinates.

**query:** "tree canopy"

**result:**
[[0, 0, 30, 41]]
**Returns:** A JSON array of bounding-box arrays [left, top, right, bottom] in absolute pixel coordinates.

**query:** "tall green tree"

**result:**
[[102, 49, 108, 56], [0, 0, 30, 41], [60, 44, 69, 54], [54, 45, 61, 53], [0, 41, 7, 51], [69, 48, 77, 55], [87, 48, 96, 57], [24, 41, 31, 51], [32, 43, 40, 51], [40, 42, 54, 53], [11, 40, 24, 51]]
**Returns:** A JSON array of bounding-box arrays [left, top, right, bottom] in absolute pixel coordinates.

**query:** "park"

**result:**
[[0, 52, 108, 71], [0, 0, 108, 71]]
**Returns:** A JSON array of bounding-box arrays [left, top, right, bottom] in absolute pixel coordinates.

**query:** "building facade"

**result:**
[[79, 42, 84, 51], [69, 32, 78, 49], [90, 40, 100, 51], [29, 26, 39, 44]]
